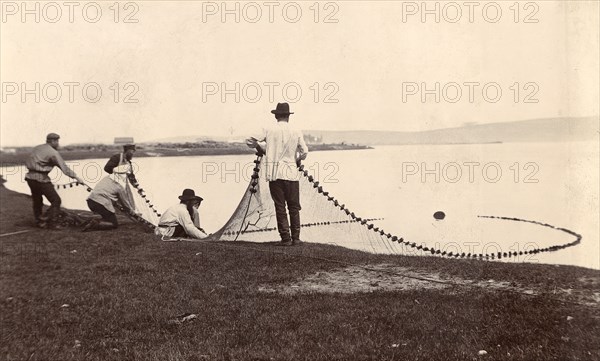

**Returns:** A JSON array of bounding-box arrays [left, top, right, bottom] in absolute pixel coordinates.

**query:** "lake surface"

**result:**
[[2, 142, 598, 269]]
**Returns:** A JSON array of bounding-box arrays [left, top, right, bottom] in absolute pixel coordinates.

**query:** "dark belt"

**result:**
[[27, 170, 50, 174]]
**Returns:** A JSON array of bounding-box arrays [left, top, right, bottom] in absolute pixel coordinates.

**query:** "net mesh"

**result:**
[[214, 156, 393, 247], [55, 179, 162, 228], [127, 182, 161, 226], [202, 154, 582, 260], [54, 153, 581, 260]]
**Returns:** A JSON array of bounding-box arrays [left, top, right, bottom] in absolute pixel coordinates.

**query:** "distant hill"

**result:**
[[145, 135, 245, 144], [147, 117, 598, 146], [304, 117, 598, 145]]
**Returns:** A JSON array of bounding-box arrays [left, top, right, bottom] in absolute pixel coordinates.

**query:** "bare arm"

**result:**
[[297, 132, 309, 160], [246, 128, 267, 150]]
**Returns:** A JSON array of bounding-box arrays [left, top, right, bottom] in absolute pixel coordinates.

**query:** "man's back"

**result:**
[[87, 176, 132, 213], [264, 122, 308, 181], [246, 103, 307, 245], [26, 144, 58, 172], [25, 143, 76, 182]]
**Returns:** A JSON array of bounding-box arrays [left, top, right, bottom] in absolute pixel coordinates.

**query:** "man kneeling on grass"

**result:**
[[155, 189, 207, 239], [82, 167, 136, 231]]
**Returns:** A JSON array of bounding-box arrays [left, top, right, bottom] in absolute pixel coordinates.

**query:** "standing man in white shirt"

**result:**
[[246, 103, 309, 246]]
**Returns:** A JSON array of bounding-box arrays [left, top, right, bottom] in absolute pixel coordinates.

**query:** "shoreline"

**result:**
[[0, 142, 371, 164]]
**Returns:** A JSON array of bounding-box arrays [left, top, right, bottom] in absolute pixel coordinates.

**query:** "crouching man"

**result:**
[[156, 189, 207, 239], [82, 169, 136, 231]]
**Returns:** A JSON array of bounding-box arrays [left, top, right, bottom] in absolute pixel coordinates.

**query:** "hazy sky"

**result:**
[[1, 1, 598, 146]]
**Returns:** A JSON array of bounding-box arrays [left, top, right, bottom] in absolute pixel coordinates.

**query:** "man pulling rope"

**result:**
[[24, 133, 86, 229]]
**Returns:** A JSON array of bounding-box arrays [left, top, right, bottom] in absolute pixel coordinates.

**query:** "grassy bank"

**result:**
[[1, 186, 599, 360]]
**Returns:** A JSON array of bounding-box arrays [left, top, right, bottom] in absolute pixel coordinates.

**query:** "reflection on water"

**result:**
[[2, 142, 598, 269]]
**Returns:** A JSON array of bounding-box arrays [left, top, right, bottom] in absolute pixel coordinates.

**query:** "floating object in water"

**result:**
[[433, 211, 446, 220]]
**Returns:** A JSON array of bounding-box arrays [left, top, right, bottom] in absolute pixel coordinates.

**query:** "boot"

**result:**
[[291, 228, 302, 245]]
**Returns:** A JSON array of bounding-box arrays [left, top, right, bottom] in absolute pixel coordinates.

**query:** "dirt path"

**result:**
[[259, 263, 600, 307]]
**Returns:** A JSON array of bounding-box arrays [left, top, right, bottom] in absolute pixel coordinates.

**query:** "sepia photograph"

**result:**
[[1, 1, 599, 360]]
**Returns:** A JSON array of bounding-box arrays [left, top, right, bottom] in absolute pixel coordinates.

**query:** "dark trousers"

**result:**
[[26, 179, 61, 222], [171, 225, 187, 237], [87, 199, 118, 228], [157, 224, 187, 237], [268, 180, 301, 242]]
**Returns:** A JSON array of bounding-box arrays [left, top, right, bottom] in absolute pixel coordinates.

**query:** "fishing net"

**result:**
[[54, 153, 582, 260], [213, 155, 395, 250], [201, 153, 582, 260], [126, 182, 161, 226], [53, 178, 160, 228]]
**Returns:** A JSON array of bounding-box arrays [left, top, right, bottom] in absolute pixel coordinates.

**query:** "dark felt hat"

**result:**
[[271, 103, 294, 115], [123, 144, 136, 152], [46, 133, 60, 140], [178, 188, 203, 202]]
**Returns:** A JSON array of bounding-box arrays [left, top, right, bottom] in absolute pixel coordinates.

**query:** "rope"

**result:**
[[129, 182, 162, 217], [231, 154, 263, 241], [223, 218, 385, 237], [227, 153, 386, 238], [114, 204, 157, 229], [295, 164, 583, 260], [223, 154, 582, 259], [0, 230, 31, 237], [233, 185, 254, 242], [57, 178, 158, 230], [54, 181, 92, 192], [54, 154, 582, 260]]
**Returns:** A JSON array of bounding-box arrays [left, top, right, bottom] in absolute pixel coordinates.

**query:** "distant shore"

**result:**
[[0, 142, 371, 164]]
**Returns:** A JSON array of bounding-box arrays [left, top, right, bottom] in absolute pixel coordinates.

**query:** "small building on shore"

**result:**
[[0, 147, 16, 154], [114, 137, 134, 145]]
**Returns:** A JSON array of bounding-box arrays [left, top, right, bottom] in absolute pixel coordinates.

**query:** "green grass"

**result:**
[[1, 186, 599, 360]]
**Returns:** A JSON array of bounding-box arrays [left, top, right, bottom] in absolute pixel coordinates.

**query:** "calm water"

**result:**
[[2, 142, 598, 269]]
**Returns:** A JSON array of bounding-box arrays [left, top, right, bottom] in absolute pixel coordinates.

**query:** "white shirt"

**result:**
[[155, 203, 206, 239], [256, 121, 309, 181]]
